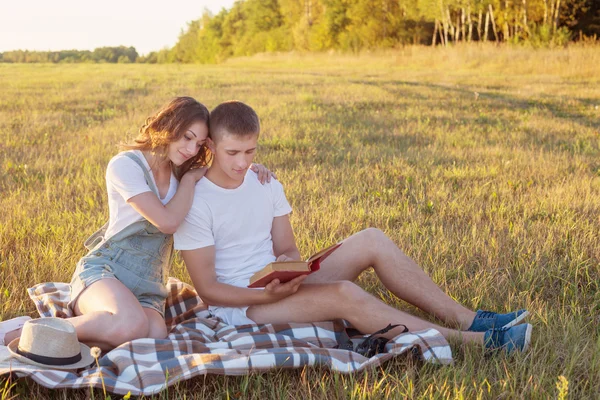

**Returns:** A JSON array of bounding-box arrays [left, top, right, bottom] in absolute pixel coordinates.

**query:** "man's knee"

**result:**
[[356, 227, 387, 244], [330, 280, 365, 302], [357, 227, 403, 254]]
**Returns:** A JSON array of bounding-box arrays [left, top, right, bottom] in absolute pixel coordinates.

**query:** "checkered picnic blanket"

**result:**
[[0, 278, 452, 396]]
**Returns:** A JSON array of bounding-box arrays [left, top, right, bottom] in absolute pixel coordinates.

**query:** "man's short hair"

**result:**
[[210, 101, 260, 142]]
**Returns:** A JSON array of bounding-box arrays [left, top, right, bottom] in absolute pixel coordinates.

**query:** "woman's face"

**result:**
[[167, 120, 209, 166]]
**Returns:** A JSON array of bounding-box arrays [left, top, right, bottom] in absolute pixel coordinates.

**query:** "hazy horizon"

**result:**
[[0, 0, 236, 55]]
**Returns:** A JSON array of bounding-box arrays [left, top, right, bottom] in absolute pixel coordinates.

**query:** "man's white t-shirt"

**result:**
[[174, 170, 292, 287], [104, 150, 178, 239]]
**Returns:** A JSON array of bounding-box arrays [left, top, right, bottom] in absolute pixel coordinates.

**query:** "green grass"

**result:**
[[1, 44, 600, 399]]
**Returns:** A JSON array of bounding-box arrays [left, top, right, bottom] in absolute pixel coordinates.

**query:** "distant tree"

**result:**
[[137, 51, 159, 63], [221, 0, 247, 54], [123, 46, 139, 62], [278, 0, 314, 50], [92, 46, 138, 63], [310, 0, 351, 50], [156, 48, 174, 63], [172, 19, 203, 62], [245, 0, 283, 33], [561, 0, 600, 37], [234, 0, 290, 54], [197, 9, 228, 62]]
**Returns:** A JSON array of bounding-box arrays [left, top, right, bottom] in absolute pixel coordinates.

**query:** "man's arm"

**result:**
[[271, 214, 301, 261], [182, 246, 305, 307]]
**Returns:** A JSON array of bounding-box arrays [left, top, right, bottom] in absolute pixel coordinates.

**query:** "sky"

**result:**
[[0, 0, 236, 55]]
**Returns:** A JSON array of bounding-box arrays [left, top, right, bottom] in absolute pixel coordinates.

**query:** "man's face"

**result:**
[[210, 132, 258, 184]]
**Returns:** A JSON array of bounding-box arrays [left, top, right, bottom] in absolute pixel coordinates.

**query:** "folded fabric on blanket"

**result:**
[[0, 278, 453, 396]]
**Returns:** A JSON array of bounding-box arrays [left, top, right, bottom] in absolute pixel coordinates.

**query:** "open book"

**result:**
[[247, 242, 342, 288]]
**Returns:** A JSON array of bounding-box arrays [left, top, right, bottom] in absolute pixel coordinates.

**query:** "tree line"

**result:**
[[1, 0, 598, 64], [167, 0, 598, 61], [0, 46, 139, 64]]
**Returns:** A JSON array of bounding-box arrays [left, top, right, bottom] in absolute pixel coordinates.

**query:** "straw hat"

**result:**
[[7, 318, 94, 370]]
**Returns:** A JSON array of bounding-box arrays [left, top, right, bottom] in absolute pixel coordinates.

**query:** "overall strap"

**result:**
[[84, 152, 162, 251], [122, 151, 161, 198]]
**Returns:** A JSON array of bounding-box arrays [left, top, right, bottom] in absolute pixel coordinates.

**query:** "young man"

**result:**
[[174, 101, 532, 353]]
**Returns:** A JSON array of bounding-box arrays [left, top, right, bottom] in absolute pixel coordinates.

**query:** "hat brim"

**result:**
[[7, 338, 95, 370]]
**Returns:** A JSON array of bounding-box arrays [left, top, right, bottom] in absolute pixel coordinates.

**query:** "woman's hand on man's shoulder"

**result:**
[[250, 163, 277, 184]]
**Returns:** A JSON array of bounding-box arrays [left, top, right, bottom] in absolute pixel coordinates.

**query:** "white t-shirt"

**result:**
[[174, 170, 292, 287], [104, 150, 178, 239]]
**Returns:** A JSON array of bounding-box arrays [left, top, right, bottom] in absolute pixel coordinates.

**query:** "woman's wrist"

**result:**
[[181, 173, 196, 185]]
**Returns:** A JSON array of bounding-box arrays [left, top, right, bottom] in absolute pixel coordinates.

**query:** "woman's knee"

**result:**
[[105, 312, 150, 346], [147, 320, 168, 339]]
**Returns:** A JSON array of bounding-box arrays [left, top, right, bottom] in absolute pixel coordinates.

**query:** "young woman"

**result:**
[[0, 97, 275, 351]]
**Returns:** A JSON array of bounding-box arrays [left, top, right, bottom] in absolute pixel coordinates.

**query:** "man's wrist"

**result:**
[[261, 288, 275, 303], [261, 287, 283, 304], [283, 252, 301, 261]]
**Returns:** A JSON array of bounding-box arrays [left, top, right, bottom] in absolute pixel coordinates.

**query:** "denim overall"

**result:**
[[69, 152, 173, 316]]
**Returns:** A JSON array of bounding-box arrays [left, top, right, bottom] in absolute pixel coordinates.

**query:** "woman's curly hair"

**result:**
[[123, 97, 211, 180]]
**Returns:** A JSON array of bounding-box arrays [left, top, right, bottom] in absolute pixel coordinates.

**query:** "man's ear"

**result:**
[[207, 137, 216, 153]]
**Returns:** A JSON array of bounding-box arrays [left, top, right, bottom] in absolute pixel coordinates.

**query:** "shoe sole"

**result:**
[[521, 324, 533, 352], [501, 310, 529, 329]]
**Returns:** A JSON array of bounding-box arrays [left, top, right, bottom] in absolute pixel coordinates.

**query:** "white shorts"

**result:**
[[209, 305, 255, 325]]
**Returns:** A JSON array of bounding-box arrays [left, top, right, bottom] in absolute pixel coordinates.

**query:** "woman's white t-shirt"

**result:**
[[104, 150, 178, 239]]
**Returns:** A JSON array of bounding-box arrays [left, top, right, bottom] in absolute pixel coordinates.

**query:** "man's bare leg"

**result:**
[[304, 228, 476, 330], [248, 281, 483, 344]]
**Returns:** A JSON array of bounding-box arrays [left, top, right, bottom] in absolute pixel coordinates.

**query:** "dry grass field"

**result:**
[[1, 44, 599, 398]]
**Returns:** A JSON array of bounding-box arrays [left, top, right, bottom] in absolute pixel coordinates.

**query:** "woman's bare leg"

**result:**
[[143, 308, 168, 339], [69, 278, 151, 351]]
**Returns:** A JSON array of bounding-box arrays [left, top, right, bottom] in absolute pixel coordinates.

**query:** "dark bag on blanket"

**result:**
[[337, 323, 408, 358]]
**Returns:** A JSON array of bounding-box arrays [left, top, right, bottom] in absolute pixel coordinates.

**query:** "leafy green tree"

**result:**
[[195, 9, 229, 63], [172, 20, 202, 62], [310, 0, 352, 49]]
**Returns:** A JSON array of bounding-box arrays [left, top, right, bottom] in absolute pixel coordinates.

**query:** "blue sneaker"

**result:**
[[484, 324, 532, 354], [468, 309, 529, 332]]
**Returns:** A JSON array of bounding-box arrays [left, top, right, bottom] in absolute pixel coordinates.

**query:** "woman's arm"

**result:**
[[127, 168, 206, 234], [126, 164, 275, 235]]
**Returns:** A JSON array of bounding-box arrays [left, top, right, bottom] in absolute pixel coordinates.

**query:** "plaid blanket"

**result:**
[[0, 278, 452, 396]]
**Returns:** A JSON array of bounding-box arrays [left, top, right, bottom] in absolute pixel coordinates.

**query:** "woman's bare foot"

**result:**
[[3, 327, 23, 344], [0, 316, 31, 345]]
